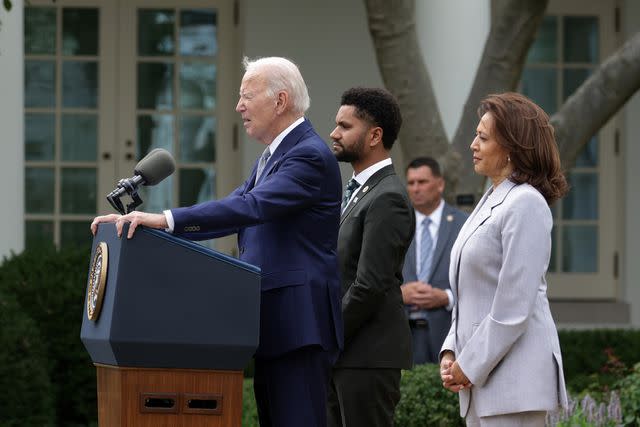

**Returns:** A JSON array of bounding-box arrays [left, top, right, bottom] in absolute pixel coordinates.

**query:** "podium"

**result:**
[[81, 223, 260, 427]]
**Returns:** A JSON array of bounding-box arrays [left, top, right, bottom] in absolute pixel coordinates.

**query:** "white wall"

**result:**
[[0, 1, 24, 261], [241, 0, 490, 181], [415, 0, 490, 139], [242, 0, 383, 181], [623, 0, 640, 326]]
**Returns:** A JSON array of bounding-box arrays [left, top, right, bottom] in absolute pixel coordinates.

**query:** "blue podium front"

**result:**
[[81, 222, 261, 370]]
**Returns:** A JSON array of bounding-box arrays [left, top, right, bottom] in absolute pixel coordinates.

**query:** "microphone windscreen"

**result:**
[[134, 148, 176, 186]]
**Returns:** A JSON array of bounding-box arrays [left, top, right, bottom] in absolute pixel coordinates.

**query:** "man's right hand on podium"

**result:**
[[91, 212, 168, 239]]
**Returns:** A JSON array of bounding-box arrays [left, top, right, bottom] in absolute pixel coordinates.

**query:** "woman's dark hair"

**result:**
[[478, 92, 569, 205]]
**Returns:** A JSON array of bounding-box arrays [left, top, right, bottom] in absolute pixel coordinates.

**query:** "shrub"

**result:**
[[394, 363, 464, 427], [559, 329, 640, 394], [242, 378, 259, 427], [616, 362, 640, 426], [547, 393, 622, 427], [0, 245, 96, 426], [0, 288, 55, 426]]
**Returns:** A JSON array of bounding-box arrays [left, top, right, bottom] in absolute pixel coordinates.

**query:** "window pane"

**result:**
[[25, 167, 54, 214], [180, 63, 216, 110], [138, 176, 174, 212], [549, 226, 557, 273], [63, 8, 99, 55], [180, 167, 215, 206], [25, 220, 55, 249], [180, 116, 215, 162], [61, 221, 92, 248], [563, 172, 598, 220], [562, 225, 597, 273], [62, 114, 97, 161], [521, 68, 557, 115], [137, 114, 174, 159], [24, 7, 56, 55], [179, 9, 217, 57], [574, 136, 598, 168], [527, 15, 557, 63], [563, 16, 598, 64], [25, 60, 56, 108], [138, 9, 175, 56], [63, 61, 98, 108], [25, 113, 55, 161], [138, 63, 174, 110], [563, 68, 591, 101], [61, 168, 96, 214]]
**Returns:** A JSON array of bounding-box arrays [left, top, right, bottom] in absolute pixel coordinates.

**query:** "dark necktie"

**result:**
[[255, 147, 271, 184], [341, 178, 360, 213]]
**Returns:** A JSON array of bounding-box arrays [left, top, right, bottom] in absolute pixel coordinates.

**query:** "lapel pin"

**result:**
[[362, 186, 369, 193], [447, 214, 454, 222]]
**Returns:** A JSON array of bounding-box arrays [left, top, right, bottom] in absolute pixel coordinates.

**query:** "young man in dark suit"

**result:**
[[401, 157, 468, 364], [327, 87, 414, 427], [91, 57, 343, 427]]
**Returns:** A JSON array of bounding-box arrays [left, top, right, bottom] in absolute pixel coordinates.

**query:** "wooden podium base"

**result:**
[[96, 364, 244, 427]]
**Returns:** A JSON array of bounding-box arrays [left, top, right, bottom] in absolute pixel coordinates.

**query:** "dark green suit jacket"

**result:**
[[335, 164, 414, 369]]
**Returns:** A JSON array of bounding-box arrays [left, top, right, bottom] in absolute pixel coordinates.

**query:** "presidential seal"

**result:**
[[86, 242, 108, 321]]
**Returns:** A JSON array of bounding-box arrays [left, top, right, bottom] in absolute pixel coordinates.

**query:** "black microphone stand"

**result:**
[[106, 178, 144, 215]]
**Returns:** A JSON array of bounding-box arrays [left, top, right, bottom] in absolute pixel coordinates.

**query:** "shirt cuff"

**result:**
[[163, 210, 175, 233], [445, 289, 454, 311]]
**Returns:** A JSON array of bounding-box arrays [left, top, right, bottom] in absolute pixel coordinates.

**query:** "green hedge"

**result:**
[[0, 287, 55, 426], [0, 245, 95, 426], [558, 329, 640, 393], [2, 245, 640, 426]]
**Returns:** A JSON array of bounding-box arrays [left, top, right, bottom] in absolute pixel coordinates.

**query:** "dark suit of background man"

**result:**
[[401, 157, 467, 364], [327, 87, 414, 427], [91, 56, 343, 427]]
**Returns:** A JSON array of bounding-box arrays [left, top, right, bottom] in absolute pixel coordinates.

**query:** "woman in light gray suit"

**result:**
[[440, 92, 569, 426]]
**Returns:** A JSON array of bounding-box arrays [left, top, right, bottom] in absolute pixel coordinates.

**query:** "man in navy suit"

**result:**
[[91, 56, 343, 427], [401, 157, 467, 364]]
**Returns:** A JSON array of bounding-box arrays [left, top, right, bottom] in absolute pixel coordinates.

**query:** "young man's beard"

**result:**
[[334, 137, 365, 164]]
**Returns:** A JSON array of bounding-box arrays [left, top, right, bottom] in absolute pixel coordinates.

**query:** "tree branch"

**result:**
[[552, 31, 640, 169], [451, 0, 548, 200], [364, 0, 450, 167]]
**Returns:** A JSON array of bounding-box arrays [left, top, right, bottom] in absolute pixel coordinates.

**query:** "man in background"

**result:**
[[328, 87, 414, 427], [401, 157, 467, 364]]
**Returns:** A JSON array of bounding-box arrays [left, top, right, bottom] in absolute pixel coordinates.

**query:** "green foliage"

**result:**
[[616, 362, 640, 426], [3, 0, 12, 12], [0, 288, 55, 426], [559, 329, 640, 394], [394, 364, 464, 427], [0, 245, 96, 426], [242, 378, 259, 427], [549, 393, 622, 427]]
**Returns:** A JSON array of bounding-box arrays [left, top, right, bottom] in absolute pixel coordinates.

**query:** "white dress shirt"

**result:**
[[414, 199, 454, 311], [344, 157, 393, 207]]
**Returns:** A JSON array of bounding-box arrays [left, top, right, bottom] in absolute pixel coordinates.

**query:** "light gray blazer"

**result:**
[[441, 179, 568, 418]]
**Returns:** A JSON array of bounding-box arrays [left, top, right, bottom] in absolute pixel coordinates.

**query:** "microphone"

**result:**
[[107, 148, 176, 214]]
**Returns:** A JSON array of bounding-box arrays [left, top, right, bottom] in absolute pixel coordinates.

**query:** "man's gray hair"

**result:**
[[242, 56, 310, 114]]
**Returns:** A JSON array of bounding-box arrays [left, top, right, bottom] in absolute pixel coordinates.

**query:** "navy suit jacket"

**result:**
[[170, 119, 344, 360]]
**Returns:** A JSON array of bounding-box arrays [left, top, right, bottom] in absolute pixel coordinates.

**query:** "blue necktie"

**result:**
[[341, 178, 360, 213], [418, 217, 433, 283], [255, 147, 271, 184]]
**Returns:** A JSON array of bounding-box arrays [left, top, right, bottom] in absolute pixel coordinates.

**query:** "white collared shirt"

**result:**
[[164, 117, 305, 232], [414, 199, 454, 311], [344, 157, 393, 207]]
